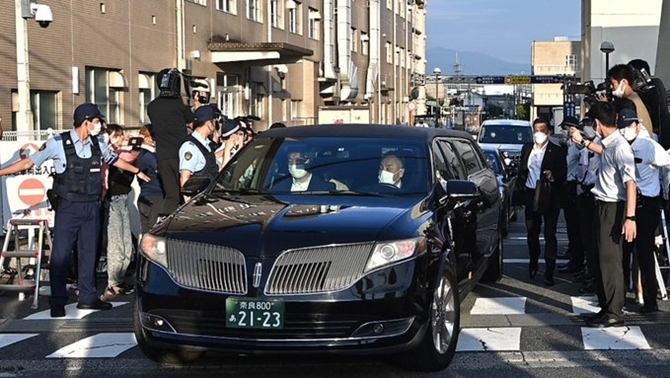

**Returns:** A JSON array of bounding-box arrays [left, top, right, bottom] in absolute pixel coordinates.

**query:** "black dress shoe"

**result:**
[[529, 259, 539, 279], [587, 316, 624, 328], [580, 282, 596, 295], [77, 299, 113, 311], [544, 277, 555, 286], [50, 306, 66, 318], [638, 304, 659, 314]]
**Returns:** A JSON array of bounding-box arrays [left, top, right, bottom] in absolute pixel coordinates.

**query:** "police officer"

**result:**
[[618, 107, 670, 313], [179, 105, 234, 188], [570, 102, 637, 328], [0, 103, 150, 318]]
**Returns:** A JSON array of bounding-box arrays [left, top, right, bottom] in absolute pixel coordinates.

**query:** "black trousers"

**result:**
[[524, 188, 561, 278], [563, 182, 584, 264], [594, 201, 625, 320], [578, 192, 596, 276], [623, 197, 660, 308], [157, 158, 181, 215], [138, 195, 165, 234]]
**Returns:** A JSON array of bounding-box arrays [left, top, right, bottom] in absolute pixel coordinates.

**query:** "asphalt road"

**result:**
[[1, 210, 670, 377]]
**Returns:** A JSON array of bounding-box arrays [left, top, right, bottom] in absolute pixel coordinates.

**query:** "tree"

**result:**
[[515, 104, 530, 120]]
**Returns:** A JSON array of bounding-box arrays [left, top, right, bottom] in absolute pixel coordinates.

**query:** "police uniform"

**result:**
[[576, 136, 600, 294], [29, 104, 119, 314], [178, 105, 233, 180], [561, 117, 586, 273]]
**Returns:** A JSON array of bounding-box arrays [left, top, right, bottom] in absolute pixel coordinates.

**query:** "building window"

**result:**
[[308, 8, 320, 39], [186, 0, 206, 5], [361, 32, 369, 55], [386, 0, 392, 9], [400, 47, 406, 67], [85, 67, 123, 124], [290, 100, 300, 119], [395, 46, 400, 66], [216, 0, 235, 13], [216, 73, 241, 118], [351, 28, 358, 52], [11, 90, 59, 131], [270, 0, 283, 28], [566, 54, 578, 70], [247, 0, 261, 22], [138, 72, 157, 124], [288, 1, 301, 34], [386, 42, 392, 63], [251, 82, 264, 119]]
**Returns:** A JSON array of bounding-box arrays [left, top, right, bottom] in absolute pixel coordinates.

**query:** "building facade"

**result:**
[[0, 0, 427, 136]]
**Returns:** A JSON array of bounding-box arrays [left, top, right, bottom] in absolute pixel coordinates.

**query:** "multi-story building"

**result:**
[[530, 37, 581, 121], [0, 0, 427, 136]]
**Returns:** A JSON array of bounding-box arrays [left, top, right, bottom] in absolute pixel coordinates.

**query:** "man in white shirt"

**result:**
[[271, 150, 335, 192]]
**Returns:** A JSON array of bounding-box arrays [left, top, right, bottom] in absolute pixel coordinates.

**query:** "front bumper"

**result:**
[[135, 253, 433, 355]]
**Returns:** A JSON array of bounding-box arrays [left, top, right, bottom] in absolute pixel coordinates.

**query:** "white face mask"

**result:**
[[621, 126, 638, 142], [89, 121, 102, 136], [288, 164, 308, 179], [612, 80, 626, 98], [378, 169, 396, 185], [534, 131, 548, 145]]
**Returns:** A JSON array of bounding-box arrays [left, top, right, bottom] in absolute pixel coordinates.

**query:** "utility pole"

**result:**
[[15, 0, 35, 133]]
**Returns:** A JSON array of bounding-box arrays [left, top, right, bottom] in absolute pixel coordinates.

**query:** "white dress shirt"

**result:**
[[291, 174, 313, 192], [591, 132, 636, 202], [630, 134, 670, 197], [525, 143, 547, 189]]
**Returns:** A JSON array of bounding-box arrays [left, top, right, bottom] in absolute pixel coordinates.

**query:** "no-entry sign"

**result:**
[[18, 178, 46, 207]]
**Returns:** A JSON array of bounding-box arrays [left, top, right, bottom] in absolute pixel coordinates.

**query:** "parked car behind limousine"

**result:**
[[135, 125, 503, 372]]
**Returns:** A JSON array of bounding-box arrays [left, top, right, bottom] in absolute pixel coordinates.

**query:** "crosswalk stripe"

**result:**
[[23, 302, 129, 320], [470, 297, 526, 315], [0, 334, 38, 349], [457, 327, 522, 352], [45, 332, 137, 358], [581, 326, 651, 350], [571, 296, 600, 314]]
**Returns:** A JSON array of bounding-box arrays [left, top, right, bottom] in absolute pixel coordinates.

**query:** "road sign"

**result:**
[[505, 76, 531, 85], [531, 75, 563, 84], [407, 100, 417, 111], [476, 76, 506, 84], [18, 178, 46, 207], [564, 101, 576, 119]]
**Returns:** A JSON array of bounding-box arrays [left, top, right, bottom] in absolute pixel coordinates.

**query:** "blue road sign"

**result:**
[[530, 75, 563, 84], [564, 101, 576, 118], [476, 76, 506, 84]]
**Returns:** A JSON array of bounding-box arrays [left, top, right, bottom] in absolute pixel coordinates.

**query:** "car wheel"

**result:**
[[501, 206, 509, 237], [481, 233, 503, 282], [397, 263, 460, 372], [133, 298, 205, 364]]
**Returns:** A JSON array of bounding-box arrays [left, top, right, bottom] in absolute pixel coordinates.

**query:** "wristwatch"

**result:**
[[625, 215, 636, 221]]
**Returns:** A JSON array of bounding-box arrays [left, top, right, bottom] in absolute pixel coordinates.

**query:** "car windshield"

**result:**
[[479, 125, 532, 144], [482, 150, 502, 175], [214, 136, 431, 196]]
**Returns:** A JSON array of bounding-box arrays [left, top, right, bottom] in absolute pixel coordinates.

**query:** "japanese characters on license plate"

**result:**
[[225, 298, 285, 329]]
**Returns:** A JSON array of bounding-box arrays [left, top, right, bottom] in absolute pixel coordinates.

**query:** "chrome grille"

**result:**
[[266, 243, 374, 295], [166, 239, 247, 294]]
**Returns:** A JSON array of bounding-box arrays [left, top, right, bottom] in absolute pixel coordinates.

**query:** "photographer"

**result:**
[[628, 59, 670, 149], [607, 64, 654, 137], [147, 69, 195, 215], [569, 102, 637, 328]]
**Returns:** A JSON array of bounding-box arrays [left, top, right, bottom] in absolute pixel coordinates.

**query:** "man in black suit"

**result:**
[[516, 118, 568, 286], [271, 150, 336, 192]]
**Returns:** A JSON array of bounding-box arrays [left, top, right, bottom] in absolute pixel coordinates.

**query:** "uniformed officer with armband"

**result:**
[[179, 105, 237, 188], [0, 103, 150, 318]]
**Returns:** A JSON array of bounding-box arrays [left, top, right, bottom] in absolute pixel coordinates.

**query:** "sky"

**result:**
[[425, 0, 582, 64]]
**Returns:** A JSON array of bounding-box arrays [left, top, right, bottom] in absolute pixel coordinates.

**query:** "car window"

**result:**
[[215, 137, 431, 195], [436, 140, 465, 179], [451, 139, 484, 177], [479, 125, 532, 144], [482, 150, 502, 175]]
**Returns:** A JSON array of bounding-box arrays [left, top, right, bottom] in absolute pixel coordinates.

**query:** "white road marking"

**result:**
[[23, 302, 128, 320], [46, 333, 137, 358], [457, 327, 522, 352], [581, 326, 651, 350], [503, 258, 570, 264], [0, 334, 38, 350], [470, 297, 526, 315], [571, 296, 601, 314]]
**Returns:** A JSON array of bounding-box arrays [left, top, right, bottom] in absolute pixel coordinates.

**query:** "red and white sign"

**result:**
[[407, 101, 417, 112], [19, 143, 40, 159], [18, 178, 46, 207]]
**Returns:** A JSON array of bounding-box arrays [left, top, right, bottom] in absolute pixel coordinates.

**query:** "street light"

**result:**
[[600, 41, 615, 75], [433, 67, 441, 126]]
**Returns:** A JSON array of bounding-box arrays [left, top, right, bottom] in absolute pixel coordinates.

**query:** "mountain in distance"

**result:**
[[427, 47, 530, 76]]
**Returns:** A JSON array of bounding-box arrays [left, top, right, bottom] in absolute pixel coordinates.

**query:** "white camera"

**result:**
[[31, 3, 53, 28]]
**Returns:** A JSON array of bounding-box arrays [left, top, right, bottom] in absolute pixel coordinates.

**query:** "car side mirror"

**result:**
[[181, 176, 212, 197], [439, 179, 479, 206]]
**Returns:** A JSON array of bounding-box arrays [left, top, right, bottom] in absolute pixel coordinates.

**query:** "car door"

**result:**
[[433, 139, 476, 284], [450, 139, 500, 262]]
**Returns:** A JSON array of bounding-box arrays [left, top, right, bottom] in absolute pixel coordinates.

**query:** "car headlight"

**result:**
[[364, 238, 425, 273], [140, 234, 168, 268]]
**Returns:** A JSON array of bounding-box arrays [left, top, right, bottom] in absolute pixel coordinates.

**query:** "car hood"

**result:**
[[479, 143, 524, 152], [154, 194, 429, 258]]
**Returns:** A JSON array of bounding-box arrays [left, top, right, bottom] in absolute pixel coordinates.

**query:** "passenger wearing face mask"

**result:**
[[606, 64, 654, 137], [179, 105, 223, 193], [272, 150, 336, 192], [616, 107, 670, 313], [0, 103, 150, 317], [516, 118, 568, 286]]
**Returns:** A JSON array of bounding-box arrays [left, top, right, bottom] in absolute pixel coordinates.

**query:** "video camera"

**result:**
[[567, 80, 611, 107], [630, 66, 654, 92]]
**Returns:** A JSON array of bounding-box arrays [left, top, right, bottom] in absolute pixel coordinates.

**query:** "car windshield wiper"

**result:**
[[272, 190, 388, 197], [211, 187, 263, 196]]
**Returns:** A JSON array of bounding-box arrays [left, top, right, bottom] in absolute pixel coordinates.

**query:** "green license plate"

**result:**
[[225, 298, 285, 329]]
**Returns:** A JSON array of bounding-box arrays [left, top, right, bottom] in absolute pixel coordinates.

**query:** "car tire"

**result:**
[[501, 206, 509, 237], [481, 233, 503, 282], [396, 263, 460, 372], [133, 298, 205, 364]]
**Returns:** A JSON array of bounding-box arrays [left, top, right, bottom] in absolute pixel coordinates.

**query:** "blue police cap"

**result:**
[[193, 105, 222, 123], [73, 103, 105, 126], [617, 108, 641, 128], [559, 116, 580, 129], [220, 118, 240, 138]]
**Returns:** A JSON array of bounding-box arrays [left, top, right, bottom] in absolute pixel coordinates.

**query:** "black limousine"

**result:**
[[135, 125, 503, 371]]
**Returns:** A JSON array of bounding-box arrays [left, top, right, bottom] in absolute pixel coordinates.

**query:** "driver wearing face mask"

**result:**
[[606, 64, 654, 137], [378, 154, 405, 188], [271, 150, 336, 192]]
